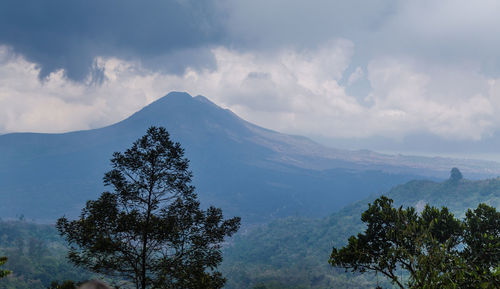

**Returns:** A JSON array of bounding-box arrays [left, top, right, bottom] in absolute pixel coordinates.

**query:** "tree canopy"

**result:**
[[329, 196, 500, 288], [57, 127, 240, 289]]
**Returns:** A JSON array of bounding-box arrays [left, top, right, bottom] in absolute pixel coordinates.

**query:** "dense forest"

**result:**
[[1, 169, 499, 288], [0, 220, 93, 289], [221, 170, 500, 288]]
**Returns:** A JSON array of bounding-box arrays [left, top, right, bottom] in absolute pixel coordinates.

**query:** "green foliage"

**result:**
[[221, 217, 378, 289], [329, 196, 500, 288], [462, 204, 500, 287], [57, 127, 240, 289], [1, 162, 498, 289], [0, 256, 11, 279], [0, 220, 92, 289], [222, 170, 500, 288]]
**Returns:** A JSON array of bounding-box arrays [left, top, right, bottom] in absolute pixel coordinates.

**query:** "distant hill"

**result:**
[[1, 92, 500, 223], [221, 169, 500, 288]]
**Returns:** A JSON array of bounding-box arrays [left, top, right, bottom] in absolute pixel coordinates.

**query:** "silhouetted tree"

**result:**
[[57, 127, 240, 289]]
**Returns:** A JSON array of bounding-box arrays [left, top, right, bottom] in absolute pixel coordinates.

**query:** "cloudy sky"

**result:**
[[2, 0, 500, 156]]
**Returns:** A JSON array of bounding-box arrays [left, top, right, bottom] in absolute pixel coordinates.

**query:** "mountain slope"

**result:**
[[222, 171, 500, 288], [1, 91, 499, 223]]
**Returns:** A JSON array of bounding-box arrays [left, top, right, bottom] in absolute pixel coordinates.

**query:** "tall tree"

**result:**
[[329, 196, 500, 288], [57, 127, 240, 289]]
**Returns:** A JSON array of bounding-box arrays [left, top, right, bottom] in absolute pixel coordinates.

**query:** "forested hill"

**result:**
[[1, 169, 499, 289], [221, 169, 500, 289]]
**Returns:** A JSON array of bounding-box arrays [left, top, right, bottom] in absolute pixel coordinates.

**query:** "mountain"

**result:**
[[221, 171, 500, 289], [1, 91, 500, 223]]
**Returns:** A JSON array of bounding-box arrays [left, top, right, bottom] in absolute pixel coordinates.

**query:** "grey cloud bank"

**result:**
[[5, 0, 500, 79], [2, 0, 500, 156], [0, 0, 223, 80]]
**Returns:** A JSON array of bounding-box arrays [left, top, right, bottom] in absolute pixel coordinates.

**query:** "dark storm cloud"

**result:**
[[0, 0, 224, 80], [4, 0, 500, 82], [222, 0, 395, 49], [0, 0, 402, 81]]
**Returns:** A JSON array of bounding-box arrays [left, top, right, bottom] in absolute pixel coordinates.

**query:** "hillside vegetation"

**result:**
[[0, 220, 92, 289], [0, 169, 499, 288], [221, 169, 500, 288]]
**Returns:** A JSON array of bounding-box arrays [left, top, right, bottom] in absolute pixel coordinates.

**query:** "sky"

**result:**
[[2, 0, 500, 156]]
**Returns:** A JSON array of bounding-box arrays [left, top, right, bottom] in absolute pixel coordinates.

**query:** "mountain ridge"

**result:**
[[3, 92, 500, 177], [0, 91, 498, 223], [125, 93, 500, 177]]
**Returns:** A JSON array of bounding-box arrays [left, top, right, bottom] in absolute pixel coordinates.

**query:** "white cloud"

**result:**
[[1, 42, 500, 142], [0, 47, 156, 133], [366, 58, 495, 140], [347, 67, 364, 85]]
